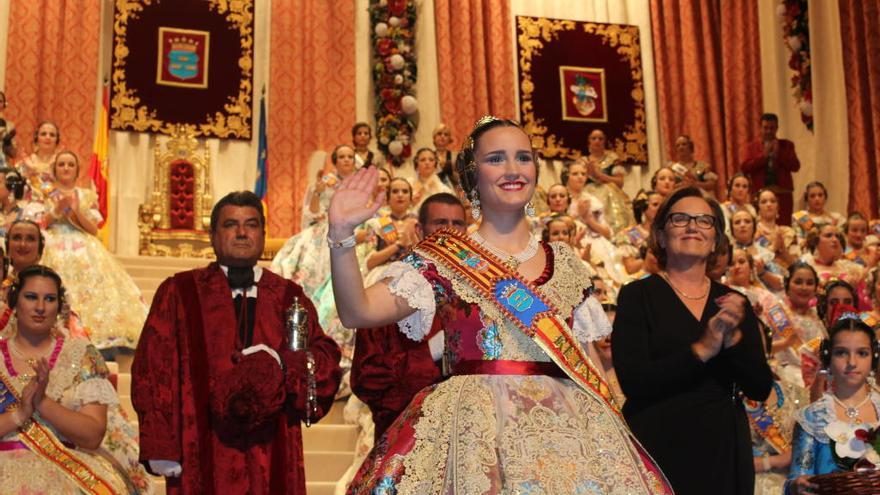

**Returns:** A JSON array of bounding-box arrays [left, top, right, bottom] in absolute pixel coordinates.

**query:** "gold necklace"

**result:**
[[660, 271, 709, 300], [8, 336, 54, 369]]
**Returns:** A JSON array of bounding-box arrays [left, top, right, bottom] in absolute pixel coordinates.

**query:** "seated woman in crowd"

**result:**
[[650, 166, 677, 199], [614, 189, 662, 276], [410, 148, 452, 208], [0, 168, 25, 238], [667, 134, 717, 197], [351, 122, 385, 170], [785, 311, 880, 495], [842, 212, 877, 267], [803, 224, 866, 301], [578, 129, 633, 233], [783, 262, 827, 364], [730, 209, 784, 292], [792, 181, 843, 241], [722, 173, 756, 236], [542, 213, 590, 263], [40, 151, 147, 352], [754, 188, 799, 269], [0, 265, 135, 493], [16, 121, 59, 200], [363, 178, 417, 281]]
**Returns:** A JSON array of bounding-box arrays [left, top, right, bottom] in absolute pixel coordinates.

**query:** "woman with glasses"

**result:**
[[612, 186, 773, 495]]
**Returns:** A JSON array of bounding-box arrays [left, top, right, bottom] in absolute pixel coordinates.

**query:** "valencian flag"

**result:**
[[255, 86, 268, 220], [88, 81, 111, 246]]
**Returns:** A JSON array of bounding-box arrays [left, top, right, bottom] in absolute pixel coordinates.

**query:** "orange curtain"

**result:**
[[839, 0, 880, 218], [434, 0, 516, 148], [4, 0, 101, 166], [650, 0, 762, 198], [268, 1, 356, 237]]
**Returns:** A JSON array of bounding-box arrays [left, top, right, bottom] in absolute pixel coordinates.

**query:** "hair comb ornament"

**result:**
[[633, 189, 649, 203]]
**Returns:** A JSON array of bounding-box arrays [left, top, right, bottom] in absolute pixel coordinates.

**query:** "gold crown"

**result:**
[[170, 36, 198, 52]]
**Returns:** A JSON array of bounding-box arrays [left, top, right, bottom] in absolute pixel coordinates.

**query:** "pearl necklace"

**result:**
[[660, 271, 710, 300], [832, 392, 872, 423], [471, 231, 539, 270]]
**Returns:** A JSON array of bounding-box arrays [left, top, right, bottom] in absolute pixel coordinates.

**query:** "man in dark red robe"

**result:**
[[740, 113, 801, 225], [351, 193, 465, 440], [131, 191, 342, 494]]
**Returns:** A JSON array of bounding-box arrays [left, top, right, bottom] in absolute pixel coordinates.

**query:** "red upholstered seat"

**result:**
[[169, 160, 196, 229]]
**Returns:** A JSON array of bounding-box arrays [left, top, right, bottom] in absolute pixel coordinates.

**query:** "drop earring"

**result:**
[[525, 201, 535, 217], [470, 194, 481, 221]]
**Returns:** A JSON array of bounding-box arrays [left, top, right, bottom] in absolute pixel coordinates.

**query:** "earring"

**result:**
[[525, 201, 536, 217], [471, 196, 481, 221]]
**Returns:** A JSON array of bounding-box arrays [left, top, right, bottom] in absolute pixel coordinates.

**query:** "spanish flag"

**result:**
[[88, 81, 110, 246]]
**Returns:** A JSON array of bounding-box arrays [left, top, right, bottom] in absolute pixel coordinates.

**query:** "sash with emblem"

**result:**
[[0, 369, 119, 495], [415, 228, 619, 412]]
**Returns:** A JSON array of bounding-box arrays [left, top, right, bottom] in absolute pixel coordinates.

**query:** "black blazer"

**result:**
[[612, 275, 773, 495]]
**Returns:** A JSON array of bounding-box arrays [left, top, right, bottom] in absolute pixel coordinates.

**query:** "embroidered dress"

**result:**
[[784, 391, 880, 494], [568, 190, 626, 286], [750, 380, 807, 495], [583, 152, 633, 234], [347, 240, 670, 494], [0, 334, 138, 494], [40, 188, 147, 350], [791, 210, 844, 241]]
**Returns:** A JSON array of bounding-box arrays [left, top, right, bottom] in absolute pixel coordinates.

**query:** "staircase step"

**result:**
[[320, 400, 347, 425], [304, 451, 354, 483], [307, 481, 338, 495], [303, 424, 358, 452]]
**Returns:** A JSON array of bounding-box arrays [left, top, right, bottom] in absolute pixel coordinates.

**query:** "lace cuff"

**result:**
[[572, 295, 612, 343], [75, 378, 120, 407], [383, 261, 435, 341]]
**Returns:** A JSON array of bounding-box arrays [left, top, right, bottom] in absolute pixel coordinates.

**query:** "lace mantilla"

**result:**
[[384, 261, 436, 341]]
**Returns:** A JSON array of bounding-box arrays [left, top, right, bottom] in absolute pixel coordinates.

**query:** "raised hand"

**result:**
[[328, 167, 384, 239]]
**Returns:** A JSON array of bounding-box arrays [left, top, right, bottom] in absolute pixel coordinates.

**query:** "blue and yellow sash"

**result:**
[[376, 216, 400, 245], [744, 382, 790, 455], [416, 229, 618, 412], [0, 370, 118, 494]]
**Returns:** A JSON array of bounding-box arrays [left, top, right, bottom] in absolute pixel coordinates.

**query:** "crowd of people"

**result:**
[[1, 97, 879, 494]]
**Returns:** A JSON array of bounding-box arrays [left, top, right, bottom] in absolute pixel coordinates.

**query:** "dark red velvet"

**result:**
[[131, 263, 342, 494], [740, 139, 801, 225], [351, 322, 442, 442], [169, 160, 195, 230]]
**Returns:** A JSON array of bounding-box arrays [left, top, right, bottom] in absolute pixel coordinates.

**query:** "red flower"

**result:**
[[388, 0, 407, 17], [401, 143, 412, 158], [384, 97, 402, 114], [377, 38, 394, 56], [786, 1, 801, 18], [855, 429, 871, 442]]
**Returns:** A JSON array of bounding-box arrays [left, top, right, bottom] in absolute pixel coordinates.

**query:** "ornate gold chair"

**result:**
[[138, 125, 215, 257]]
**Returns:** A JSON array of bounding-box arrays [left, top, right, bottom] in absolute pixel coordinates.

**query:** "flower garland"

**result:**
[[370, 0, 418, 167], [777, 0, 813, 131]]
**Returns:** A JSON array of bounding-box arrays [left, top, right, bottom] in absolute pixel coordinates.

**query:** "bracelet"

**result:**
[[327, 233, 356, 249], [11, 408, 26, 427], [761, 453, 771, 472]]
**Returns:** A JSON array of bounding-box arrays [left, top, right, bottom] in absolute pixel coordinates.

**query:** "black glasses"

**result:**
[[666, 212, 716, 230]]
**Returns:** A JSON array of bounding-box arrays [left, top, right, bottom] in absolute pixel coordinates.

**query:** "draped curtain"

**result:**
[[650, 0, 762, 198], [838, 0, 880, 218], [4, 0, 101, 168], [268, 1, 356, 237], [434, 0, 516, 148]]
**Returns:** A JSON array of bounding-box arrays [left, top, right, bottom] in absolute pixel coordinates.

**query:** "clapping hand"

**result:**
[[15, 358, 49, 424], [694, 293, 746, 361], [328, 167, 384, 239]]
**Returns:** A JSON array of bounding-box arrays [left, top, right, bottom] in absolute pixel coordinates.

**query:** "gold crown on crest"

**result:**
[[170, 36, 199, 52]]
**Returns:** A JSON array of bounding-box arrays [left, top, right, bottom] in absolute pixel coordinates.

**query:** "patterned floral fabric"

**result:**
[[40, 188, 148, 349], [751, 380, 807, 495], [0, 333, 150, 493], [346, 241, 670, 494], [785, 392, 880, 493]]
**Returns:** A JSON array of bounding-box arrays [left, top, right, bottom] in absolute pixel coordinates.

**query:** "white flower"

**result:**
[[799, 101, 813, 117], [825, 421, 870, 459], [866, 448, 880, 465], [375, 23, 389, 37], [787, 35, 802, 52], [388, 16, 400, 27]]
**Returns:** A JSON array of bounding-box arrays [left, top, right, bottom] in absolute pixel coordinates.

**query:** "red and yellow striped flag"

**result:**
[[87, 82, 110, 246]]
